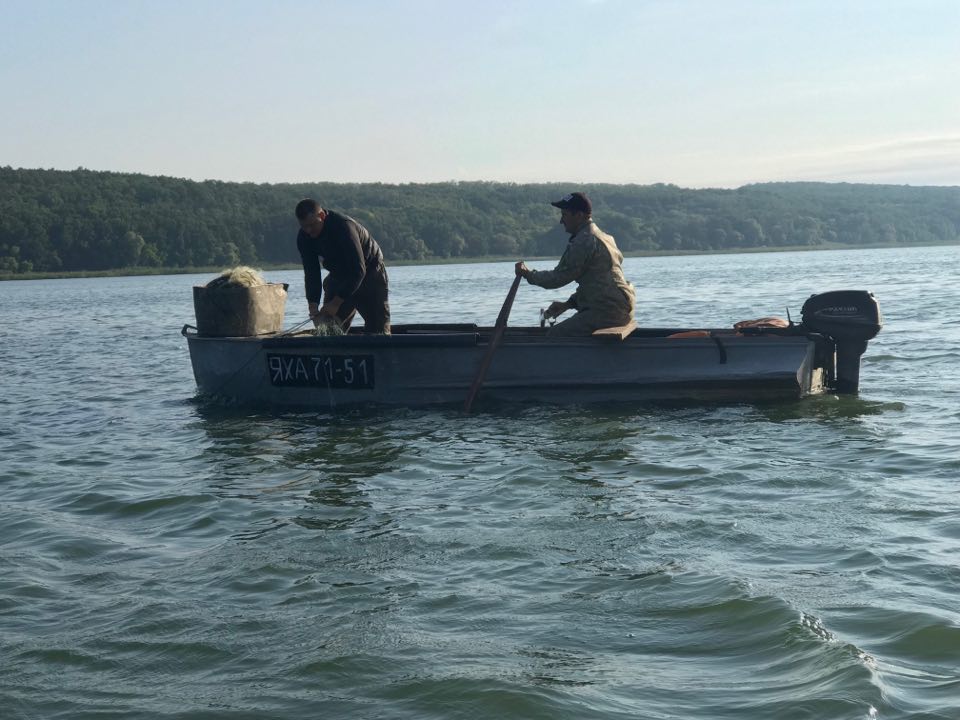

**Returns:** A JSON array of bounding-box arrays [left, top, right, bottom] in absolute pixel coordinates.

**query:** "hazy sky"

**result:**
[[2, 0, 958, 188]]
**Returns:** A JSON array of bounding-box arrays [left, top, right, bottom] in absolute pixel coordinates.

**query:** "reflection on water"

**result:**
[[193, 405, 417, 538], [756, 394, 907, 422], [193, 405, 405, 475]]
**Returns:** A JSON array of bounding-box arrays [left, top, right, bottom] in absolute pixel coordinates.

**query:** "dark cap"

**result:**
[[550, 192, 592, 214]]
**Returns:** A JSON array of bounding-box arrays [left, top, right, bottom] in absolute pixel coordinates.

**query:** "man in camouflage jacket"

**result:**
[[516, 192, 635, 337]]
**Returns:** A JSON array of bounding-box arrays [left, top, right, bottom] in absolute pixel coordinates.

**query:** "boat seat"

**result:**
[[592, 320, 637, 340]]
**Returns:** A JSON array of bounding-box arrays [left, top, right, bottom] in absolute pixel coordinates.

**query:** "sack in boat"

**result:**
[[194, 266, 288, 337], [733, 316, 789, 332]]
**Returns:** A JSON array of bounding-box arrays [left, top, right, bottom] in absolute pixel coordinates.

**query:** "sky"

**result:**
[[1, 0, 958, 188]]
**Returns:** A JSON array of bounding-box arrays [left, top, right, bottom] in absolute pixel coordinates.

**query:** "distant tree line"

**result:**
[[1, 166, 958, 274]]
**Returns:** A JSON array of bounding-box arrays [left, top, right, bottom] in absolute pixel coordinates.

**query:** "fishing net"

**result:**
[[204, 266, 267, 289], [313, 320, 346, 337]]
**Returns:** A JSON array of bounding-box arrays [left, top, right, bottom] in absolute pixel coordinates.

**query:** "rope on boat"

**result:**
[[275, 317, 315, 336], [710, 333, 728, 364]]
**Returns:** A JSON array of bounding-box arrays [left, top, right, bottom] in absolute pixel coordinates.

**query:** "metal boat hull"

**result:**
[[184, 325, 830, 408]]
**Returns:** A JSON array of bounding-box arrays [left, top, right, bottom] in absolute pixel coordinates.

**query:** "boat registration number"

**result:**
[[266, 353, 375, 389]]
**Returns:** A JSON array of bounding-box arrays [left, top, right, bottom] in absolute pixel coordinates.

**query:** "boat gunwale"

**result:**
[[184, 323, 828, 350]]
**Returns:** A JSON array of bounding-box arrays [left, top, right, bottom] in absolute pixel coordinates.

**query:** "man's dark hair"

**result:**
[[295, 198, 321, 219]]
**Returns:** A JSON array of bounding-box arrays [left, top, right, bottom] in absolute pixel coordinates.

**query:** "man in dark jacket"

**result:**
[[294, 198, 391, 334]]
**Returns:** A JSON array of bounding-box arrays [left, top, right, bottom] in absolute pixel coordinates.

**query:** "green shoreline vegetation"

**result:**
[[2, 166, 958, 281], [4, 239, 959, 283]]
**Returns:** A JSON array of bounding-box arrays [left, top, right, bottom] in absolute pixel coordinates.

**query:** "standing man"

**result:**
[[295, 198, 391, 334], [515, 192, 635, 336]]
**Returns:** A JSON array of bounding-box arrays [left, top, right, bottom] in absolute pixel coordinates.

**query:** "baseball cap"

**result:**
[[550, 192, 592, 214]]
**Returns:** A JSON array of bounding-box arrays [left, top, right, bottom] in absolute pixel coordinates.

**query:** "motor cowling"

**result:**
[[800, 290, 882, 341], [799, 290, 882, 394]]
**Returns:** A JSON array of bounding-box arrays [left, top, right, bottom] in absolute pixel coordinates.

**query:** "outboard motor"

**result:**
[[800, 290, 882, 393]]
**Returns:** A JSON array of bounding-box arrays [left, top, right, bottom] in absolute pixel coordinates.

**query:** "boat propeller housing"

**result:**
[[799, 290, 882, 393]]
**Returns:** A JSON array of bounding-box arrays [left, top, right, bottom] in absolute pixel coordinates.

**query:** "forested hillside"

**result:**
[[1, 166, 958, 274]]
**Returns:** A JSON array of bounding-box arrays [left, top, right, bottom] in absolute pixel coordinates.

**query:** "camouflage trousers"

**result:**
[[547, 306, 633, 337]]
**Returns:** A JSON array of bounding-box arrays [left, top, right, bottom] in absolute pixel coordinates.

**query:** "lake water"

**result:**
[[2, 245, 959, 720]]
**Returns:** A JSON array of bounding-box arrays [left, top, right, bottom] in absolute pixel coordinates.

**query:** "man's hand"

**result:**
[[309, 297, 343, 327], [308, 302, 322, 327], [319, 295, 344, 319], [543, 300, 571, 320], [515, 261, 530, 279]]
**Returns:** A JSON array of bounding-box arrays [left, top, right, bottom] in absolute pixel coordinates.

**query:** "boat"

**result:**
[[181, 288, 882, 409]]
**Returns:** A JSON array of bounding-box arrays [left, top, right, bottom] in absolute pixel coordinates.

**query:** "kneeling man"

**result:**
[[516, 192, 634, 336]]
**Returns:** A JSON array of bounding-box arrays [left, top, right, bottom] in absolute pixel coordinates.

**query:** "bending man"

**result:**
[[295, 198, 391, 334], [515, 192, 634, 336]]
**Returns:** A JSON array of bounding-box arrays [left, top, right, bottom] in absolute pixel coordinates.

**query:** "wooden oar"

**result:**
[[464, 274, 523, 412]]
